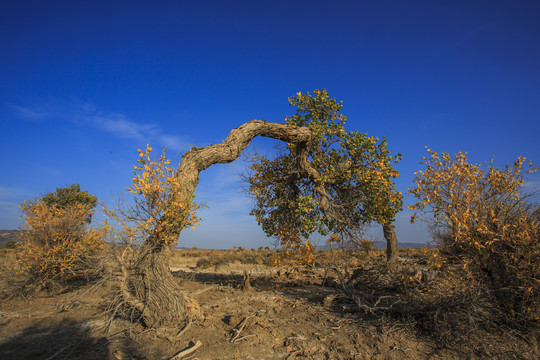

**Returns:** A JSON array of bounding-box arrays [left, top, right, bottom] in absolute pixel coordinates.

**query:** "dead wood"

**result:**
[[168, 340, 202, 360], [242, 270, 252, 292], [230, 310, 265, 343]]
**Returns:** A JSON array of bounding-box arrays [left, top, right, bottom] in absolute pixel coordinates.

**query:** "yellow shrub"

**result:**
[[103, 145, 204, 246], [409, 150, 539, 322], [359, 238, 375, 254], [17, 200, 109, 284]]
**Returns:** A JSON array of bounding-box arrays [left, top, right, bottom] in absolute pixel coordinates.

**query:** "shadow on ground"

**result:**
[[172, 267, 539, 360], [0, 319, 109, 360]]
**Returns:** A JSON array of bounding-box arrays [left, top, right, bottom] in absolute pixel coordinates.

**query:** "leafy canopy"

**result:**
[[41, 184, 97, 223], [247, 89, 402, 261]]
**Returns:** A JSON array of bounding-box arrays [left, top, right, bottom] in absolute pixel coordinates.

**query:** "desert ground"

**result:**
[[0, 247, 538, 360]]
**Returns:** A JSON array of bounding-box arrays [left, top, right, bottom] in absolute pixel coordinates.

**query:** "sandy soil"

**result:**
[[0, 255, 538, 359]]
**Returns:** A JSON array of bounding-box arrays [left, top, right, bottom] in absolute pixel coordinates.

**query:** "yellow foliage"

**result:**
[[17, 200, 109, 283], [409, 149, 540, 321], [105, 144, 204, 246]]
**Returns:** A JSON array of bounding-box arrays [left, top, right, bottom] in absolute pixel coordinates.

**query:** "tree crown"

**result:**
[[247, 89, 402, 261], [41, 184, 97, 223]]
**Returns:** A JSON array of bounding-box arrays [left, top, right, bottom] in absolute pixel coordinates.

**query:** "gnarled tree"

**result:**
[[110, 120, 313, 329], [113, 90, 402, 329]]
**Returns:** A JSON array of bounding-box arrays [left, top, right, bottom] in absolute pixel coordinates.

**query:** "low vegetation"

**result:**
[[14, 185, 109, 291], [409, 149, 539, 324]]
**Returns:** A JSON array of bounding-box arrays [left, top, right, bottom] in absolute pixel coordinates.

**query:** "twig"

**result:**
[[390, 345, 410, 358], [230, 310, 265, 342], [168, 340, 202, 360], [191, 285, 215, 296], [175, 318, 193, 338], [233, 334, 257, 343], [159, 318, 194, 343], [287, 349, 303, 359], [150, 318, 194, 344], [103, 302, 123, 335], [44, 345, 72, 360]]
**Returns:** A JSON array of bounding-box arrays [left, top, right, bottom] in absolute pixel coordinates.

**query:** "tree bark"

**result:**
[[124, 120, 312, 328], [383, 223, 398, 263]]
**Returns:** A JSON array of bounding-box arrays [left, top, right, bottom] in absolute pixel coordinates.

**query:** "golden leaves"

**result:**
[[107, 144, 204, 246], [409, 149, 540, 321], [17, 200, 109, 281]]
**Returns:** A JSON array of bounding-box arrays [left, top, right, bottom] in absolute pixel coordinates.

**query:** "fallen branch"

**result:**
[[287, 349, 303, 359], [233, 334, 257, 343], [168, 340, 202, 360], [230, 310, 265, 343], [175, 318, 193, 338], [45, 345, 73, 360]]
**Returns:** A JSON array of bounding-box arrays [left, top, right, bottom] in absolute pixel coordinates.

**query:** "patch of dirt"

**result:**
[[0, 255, 538, 359]]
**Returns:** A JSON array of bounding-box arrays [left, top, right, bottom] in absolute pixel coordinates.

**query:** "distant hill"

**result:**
[[0, 230, 22, 247], [2, 230, 436, 250], [316, 241, 436, 250], [395, 242, 437, 249]]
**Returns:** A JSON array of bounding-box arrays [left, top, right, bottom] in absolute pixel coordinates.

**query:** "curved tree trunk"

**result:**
[[123, 120, 312, 328], [383, 223, 398, 263]]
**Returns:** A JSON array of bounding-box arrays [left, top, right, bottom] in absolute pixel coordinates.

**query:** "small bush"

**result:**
[[17, 197, 109, 288], [409, 150, 539, 323], [358, 238, 375, 254], [195, 257, 213, 269], [4, 240, 18, 249]]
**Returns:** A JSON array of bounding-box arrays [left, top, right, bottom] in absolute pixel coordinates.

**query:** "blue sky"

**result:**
[[1, 0, 539, 249]]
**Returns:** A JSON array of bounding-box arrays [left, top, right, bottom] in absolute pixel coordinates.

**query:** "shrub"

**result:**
[[195, 257, 212, 269], [17, 194, 109, 287], [358, 238, 375, 254], [409, 149, 539, 323], [41, 183, 97, 223], [4, 240, 18, 249]]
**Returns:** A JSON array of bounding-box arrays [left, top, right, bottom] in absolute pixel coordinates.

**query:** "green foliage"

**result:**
[[247, 90, 402, 261], [5, 240, 18, 249], [41, 184, 97, 223]]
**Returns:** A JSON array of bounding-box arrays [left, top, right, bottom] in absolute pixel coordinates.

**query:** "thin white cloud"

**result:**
[[0, 186, 31, 200], [0, 200, 20, 207], [159, 134, 192, 153], [12, 105, 49, 120], [12, 101, 191, 152], [0, 187, 26, 229], [0, 201, 23, 229], [34, 165, 65, 178], [523, 178, 540, 191], [93, 115, 157, 141]]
